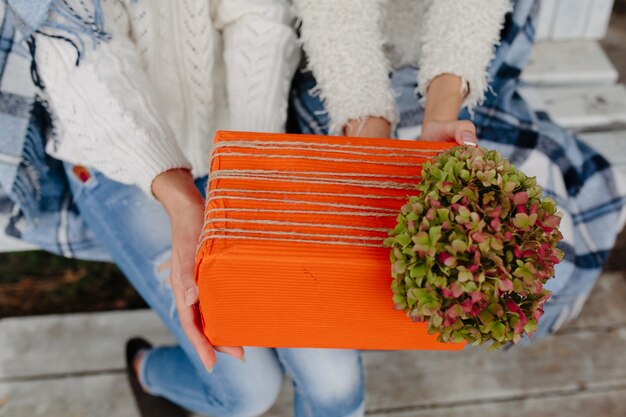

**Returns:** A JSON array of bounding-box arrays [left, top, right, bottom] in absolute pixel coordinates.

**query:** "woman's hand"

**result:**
[[421, 73, 477, 146], [420, 119, 477, 146], [342, 74, 477, 145], [152, 169, 245, 371]]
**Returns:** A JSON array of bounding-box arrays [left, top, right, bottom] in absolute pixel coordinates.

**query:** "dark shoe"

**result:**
[[125, 338, 189, 417]]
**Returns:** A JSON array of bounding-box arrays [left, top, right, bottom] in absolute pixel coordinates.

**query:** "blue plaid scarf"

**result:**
[[289, 0, 626, 339], [0, 0, 108, 259]]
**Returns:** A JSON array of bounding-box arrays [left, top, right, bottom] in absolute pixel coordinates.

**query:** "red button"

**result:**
[[72, 165, 91, 183]]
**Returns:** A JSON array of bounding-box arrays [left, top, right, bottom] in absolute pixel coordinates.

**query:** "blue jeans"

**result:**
[[63, 163, 365, 417]]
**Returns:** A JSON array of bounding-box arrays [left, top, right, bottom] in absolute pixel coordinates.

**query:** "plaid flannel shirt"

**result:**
[[0, 0, 107, 259]]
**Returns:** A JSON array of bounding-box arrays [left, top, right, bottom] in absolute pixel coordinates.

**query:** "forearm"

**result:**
[[218, 0, 300, 132], [418, 0, 511, 111], [294, 0, 397, 135], [34, 2, 191, 197]]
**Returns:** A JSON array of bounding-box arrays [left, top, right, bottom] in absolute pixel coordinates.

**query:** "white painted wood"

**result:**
[[0, 310, 173, 380], [523, 41, 618, 85], [2, 373, 624, 417], [564, 271, 626, 330], [0, 273, 624, 416], [551, 0, 590, 40], [0, 373, 294, 417], [2, 272, 624, 380], [523, 84, 626, 129], [368, 388, 626, 417], [362, 327, 626, 412], [536, 0, 559, 41], [2, 330, 626, 417], [0, 374, 137, 417], [585, 0, 615, 39]]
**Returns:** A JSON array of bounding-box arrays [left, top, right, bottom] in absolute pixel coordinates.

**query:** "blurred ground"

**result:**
[[0, 252, 145, 318], [1, 1, 625, 318]]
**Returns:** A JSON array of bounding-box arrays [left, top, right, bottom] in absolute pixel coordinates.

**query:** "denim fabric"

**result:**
[[288, 0, 626, 341], [63, 163, 365, 417]]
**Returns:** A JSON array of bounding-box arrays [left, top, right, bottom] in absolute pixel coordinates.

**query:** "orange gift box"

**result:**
[[194, 131, 465, 351]]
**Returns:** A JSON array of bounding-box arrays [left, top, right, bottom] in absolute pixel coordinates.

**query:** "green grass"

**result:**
[[0, 251, 146, 318]]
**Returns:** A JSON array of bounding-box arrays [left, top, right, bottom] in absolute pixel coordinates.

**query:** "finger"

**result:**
[[174, 247, 199, 307], [172, 274, 217, 370], [423, 120, 457, 142], [215, 345, 246, 361], [454, 120, 477, 146], [179, 304, 217, 370]]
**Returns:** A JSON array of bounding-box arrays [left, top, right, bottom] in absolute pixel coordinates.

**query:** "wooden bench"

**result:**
[[1, 2, 626, 413], [1, 271, 624, 417]]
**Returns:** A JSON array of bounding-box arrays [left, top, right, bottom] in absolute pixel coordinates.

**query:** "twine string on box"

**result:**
[[212, 140, 442, 155], [205, 194, 400, 213], [210, 152, 436, 167], [200, 137, 446, 250], [207, 188, 408, 200], [204, 207, 396, 218], [204, 217, 391, 233], [209, 171, 420, 190]]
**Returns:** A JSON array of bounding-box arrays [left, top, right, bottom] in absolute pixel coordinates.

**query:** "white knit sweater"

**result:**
[[293, 0, 512, 134], [35, 0, 300, 196]]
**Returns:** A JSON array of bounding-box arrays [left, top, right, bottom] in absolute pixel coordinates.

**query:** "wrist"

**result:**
[[343, 117, 391, 138], [423, 74, 467, 126], [152, 169, 203, 216]]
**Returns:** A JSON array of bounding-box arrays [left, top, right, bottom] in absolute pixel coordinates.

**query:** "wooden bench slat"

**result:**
[[0, 374, 137, 417], [523, 41, 618, 85], [2, 273, 625, 380], [536, 0, 559, 41], [536, 0, 614, 41], [2, 331, 625, 417], [363, 327, 626, 412], [520, 84, 626, 130], [551, 0, 590, 40], [0, 272, 624, 416], [0, 310, 173, 380], [3, 375, 623, 417], [367, 387, 626, 417], [585, 0, 615, 39]]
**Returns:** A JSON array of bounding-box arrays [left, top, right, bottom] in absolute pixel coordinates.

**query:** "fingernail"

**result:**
[[461, 133, 477, 146], [184, 286, 198, 307], [238, 356, 246, 363], [206, 365, 214, 374]]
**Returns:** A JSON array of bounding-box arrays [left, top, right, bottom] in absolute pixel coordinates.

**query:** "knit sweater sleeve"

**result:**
[[34, 1, 191, 197], [417, 0, 512, 111], [215, 0, 300, 133], [292, 0, 398, 135]]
